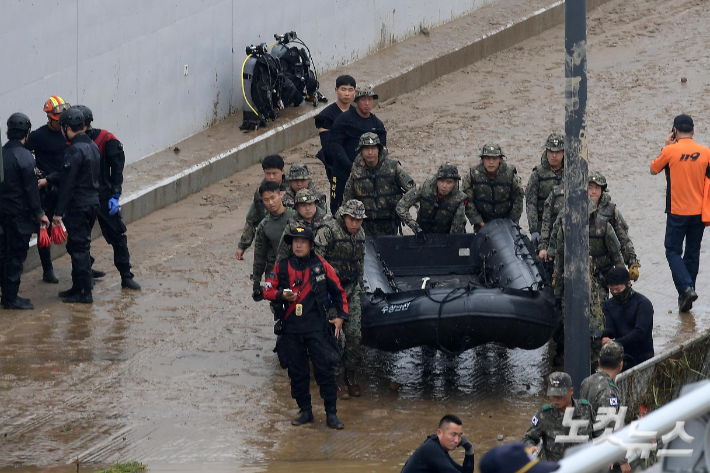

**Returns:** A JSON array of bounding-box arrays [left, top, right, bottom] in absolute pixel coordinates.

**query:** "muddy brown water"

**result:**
[[3, 0, 710, 470]]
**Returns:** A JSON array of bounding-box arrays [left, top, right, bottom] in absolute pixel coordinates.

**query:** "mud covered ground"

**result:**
[[2, 0, 710, 470]]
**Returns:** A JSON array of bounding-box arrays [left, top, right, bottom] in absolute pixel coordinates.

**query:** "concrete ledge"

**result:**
[[24, 0, 614, 271]]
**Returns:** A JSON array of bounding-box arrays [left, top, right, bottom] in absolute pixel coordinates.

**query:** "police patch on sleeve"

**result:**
[[610, 397, 618, 406], [531, 415, 539, 426], [269, 271, 276, 280]]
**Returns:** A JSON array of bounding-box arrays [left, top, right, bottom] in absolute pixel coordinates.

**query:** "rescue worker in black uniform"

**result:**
[[0, 113, 50, 309], [263, 225, 349, 430], [25, 95, 71, 284], [75, 105, 140, 290], [53, 107, 101, 303], [314, 74, 356, 184]]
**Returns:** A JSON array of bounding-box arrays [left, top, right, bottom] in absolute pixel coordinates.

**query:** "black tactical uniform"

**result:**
[[55, 108, 101, 302], [1, 114, 47, 309], [314, 102, 354, 183]]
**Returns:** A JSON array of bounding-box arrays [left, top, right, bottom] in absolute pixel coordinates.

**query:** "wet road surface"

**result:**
[[2, 0, 710, 470]]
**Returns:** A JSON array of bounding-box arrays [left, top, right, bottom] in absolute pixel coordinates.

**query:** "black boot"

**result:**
[[42, 268, 59, 284], [2, 296, 34, 310], [121, 277, 141, 290], [679, 287, 698, 312], [58, 286, 82, 298], [62, 290, 93, 304], [92, 269, 106, 279], [326, 412, 344, 430], [291, 409, 314, 426]]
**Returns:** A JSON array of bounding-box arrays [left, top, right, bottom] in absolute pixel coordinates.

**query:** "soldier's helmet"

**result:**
[[295, 188, 319, 205], [356, 132, 383, 151], [544, 133, 565, 152], [339, 199, 368, 219], [546, 372, 573, 396], [435, 162, 461, 180], [600, 341, 624, 364], [479, 142, 505, 158], [588, 171, 608, 191], [287, 161, 313, 180], [354, 85, 378, 101], [283, 225, 317, 245]]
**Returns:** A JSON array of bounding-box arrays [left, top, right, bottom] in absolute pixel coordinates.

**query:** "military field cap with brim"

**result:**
[[435, 162, 461, 180], [673, 114, 694, 129], [547, 372, 573, 396], [600, 341, 624, 364], [544, 133, 565, 152], [588, 171, 607, 190], [339, 199, 368, 219], [480, 142, 505, 158], [480, 442, 560, 473], [295, 188, 320, 204], [354, 85, 378, 101], [356, 132, 382, 151], [287, 161, 313, 180], [283, 225, 319, 245]]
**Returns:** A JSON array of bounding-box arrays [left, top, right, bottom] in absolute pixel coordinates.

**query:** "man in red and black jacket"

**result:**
[[263, 225, 348, 430]]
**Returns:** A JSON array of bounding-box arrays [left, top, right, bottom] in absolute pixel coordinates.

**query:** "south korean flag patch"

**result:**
[[609, 397, 618, 406], [531, 415, 539, 426]]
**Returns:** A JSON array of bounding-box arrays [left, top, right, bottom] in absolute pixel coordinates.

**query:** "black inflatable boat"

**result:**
[[360, 219, 559, 354]]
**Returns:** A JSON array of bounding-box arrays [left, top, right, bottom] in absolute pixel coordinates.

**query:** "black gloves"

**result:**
[[252, 283, 264, 302], [415, 227, 427, 243], [458, 436, 474, 455]]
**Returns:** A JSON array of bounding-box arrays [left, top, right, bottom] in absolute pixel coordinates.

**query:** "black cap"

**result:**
[[674, 114, 694, 132], [480, 443, 560, 473]]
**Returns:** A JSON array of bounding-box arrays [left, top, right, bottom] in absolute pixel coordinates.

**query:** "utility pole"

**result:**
[[0, 125, 4, 183], [564, 0, 590, 392]]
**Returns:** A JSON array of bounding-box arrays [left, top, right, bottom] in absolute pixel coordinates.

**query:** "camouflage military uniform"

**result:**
[[315, 200, 367, 378], [342, 133, 415, 236], [523, 372, 596, 461], [580, 370, 621, 414], [251, 207, 296, 285], [282, 162, 327, 211], [597, 193, 638, 266], [238, 176, 290, 252], [276, 189, 334, 260], [538, 185, 565, 256], [396, 164, 468, 234], [461, 143, 524, 228], [526, 134, 565, 234]]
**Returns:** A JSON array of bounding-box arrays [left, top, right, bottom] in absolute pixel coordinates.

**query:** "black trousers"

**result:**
[[330, 167, 350, 215], [37, 189, 57, 271], [96, 200, 133, 278], [0, 214, 33, 299], [64, 205, 99, 292], [277, 330, 337, 413]]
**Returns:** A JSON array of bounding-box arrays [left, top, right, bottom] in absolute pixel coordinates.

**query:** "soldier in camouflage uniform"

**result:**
[[526, 133, 565, 238], [396, 163, 468, 241], [588, 171, 640, 281], [236, 155, 289, 260], [315, 200, 367, 399], [342, 133, 415, 236], [250, 181, 296, 301], [282, 161, 327, 211], [276, 188, 334, 260], [523, 372, 596, 461], [462, 142, 524, 231], [537, 184, 565, 260]]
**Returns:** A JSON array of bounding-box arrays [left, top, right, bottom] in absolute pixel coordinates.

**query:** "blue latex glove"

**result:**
[[108, 194, 121, 216]]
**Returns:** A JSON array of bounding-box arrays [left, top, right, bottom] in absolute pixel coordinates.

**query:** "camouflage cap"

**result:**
[[600, 341, 624, 364], [294, 188, 319, 204], [339, 199, 368, 219], [435, 162, 461, 180], [287, 161, 313, 180], [356, 132, 383, 151], [283, 225, 318, 245], [354, 85, 378, 101], [588, 171, 607, 190], [547, 372, 573, 396], [480, 142, 504, 158], [545, 133, 565, 152]]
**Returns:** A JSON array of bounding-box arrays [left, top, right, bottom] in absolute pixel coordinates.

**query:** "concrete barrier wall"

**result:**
[[0, 0, 497, 165]]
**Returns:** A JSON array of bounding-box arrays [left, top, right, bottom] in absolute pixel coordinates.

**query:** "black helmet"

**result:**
[[74, 105, 93, 126], [58, 106, 85, 128], [7, 112, 32, 132], [283, 225, 320, 246]]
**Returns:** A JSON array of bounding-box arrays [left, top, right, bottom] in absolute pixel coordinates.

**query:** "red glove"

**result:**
[[38, 228, 51, 248], [51, 225, 67, 245]]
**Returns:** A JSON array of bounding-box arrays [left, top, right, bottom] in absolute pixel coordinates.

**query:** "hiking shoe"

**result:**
[[679, 287, 698, 313], [337, 374, 350, 400], [326, 413, 344, 430], [291, 409, 314, 426]]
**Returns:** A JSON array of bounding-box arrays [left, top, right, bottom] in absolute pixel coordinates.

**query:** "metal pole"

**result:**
[[564, 0, 590, 392], [0, 125, 4, 183]]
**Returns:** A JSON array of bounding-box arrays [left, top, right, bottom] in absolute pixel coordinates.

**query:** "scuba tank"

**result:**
[[270, 31, 327, 108], [240, 43, 284, 131]]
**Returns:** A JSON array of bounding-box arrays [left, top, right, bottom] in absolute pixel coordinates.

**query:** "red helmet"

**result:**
[[43, 96, 70, 121]]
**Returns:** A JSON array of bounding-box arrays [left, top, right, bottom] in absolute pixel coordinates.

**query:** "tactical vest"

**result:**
[[324, 219, 366, 285], [533, 152, 564, 219], [273, 253, 330, 321], [350, 157, 402, 220], [597, 194, 619, 229], [417, 179, 467, 233], [590, 214, 613, 274], [467, 163, 516, 221]]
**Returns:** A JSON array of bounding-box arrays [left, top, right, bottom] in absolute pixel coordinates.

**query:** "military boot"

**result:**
[[336, 374, 350, 399], [291, 409, 314, 426], [679, 287, 698, 313], [2, 296, 34, 310], [58, 286, 82, 298], [326, 412, 344, 430], [345, 370, 361, 397], [62, 290, 93, 304], [42, 268, 59, 284], [121, 278, 141, 290]]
